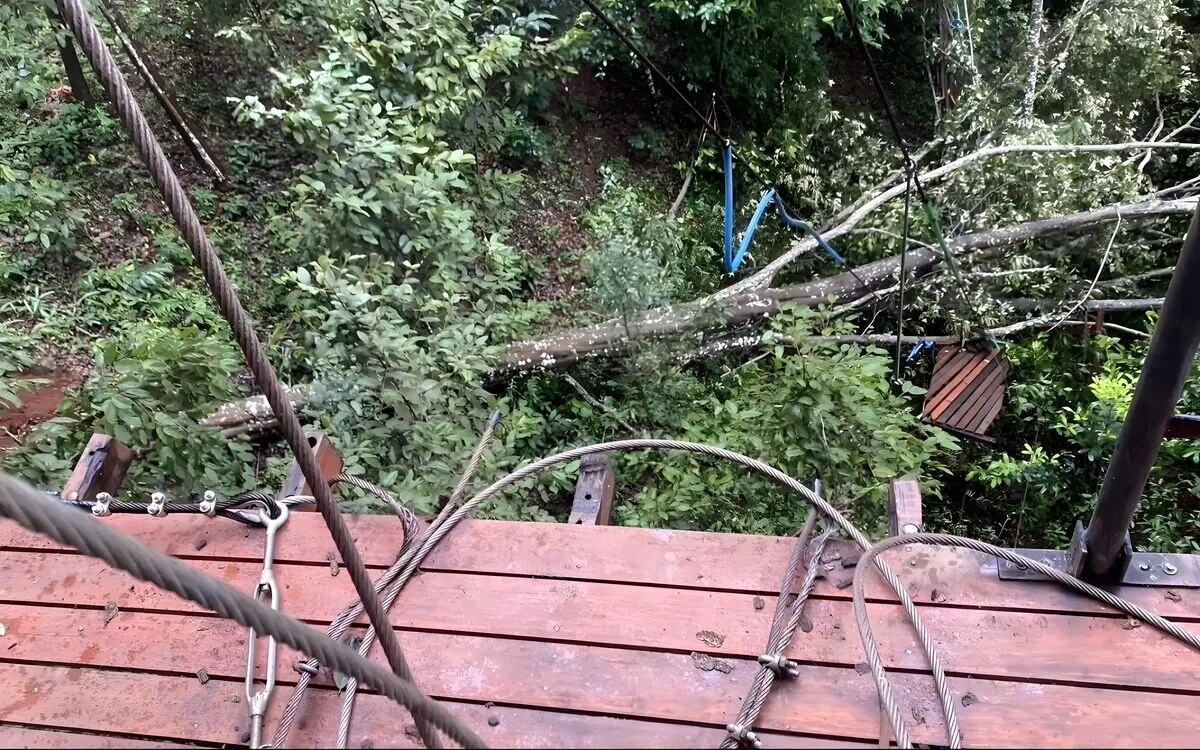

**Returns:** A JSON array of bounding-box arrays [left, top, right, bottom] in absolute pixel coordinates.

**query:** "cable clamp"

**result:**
[[726, 724, 763, 748], [757, 653, 801, 678], [199, 490, 218, 517], [147, 491, 167, 517], [91, 491, 112, 518], [294, 660, 320, 677]]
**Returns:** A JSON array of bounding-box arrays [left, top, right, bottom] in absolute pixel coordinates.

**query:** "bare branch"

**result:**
[[1021, 0, 1045, 118], [1049, 207, 1122, 330], [730, 142, 1200, 293]]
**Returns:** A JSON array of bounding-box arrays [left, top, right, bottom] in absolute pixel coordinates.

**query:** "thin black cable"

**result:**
[[579, 0, 721, 139], [894, 170, 913, 379], [838, 0, 986, 330]]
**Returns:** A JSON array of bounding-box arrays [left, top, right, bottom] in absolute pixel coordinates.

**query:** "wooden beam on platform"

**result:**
[[887, 480, 923, 536], [568, 453, 615, 525], [279, 432, 342, 511], [1165, 414, 1200, 440], [62, 433, 133, 501]]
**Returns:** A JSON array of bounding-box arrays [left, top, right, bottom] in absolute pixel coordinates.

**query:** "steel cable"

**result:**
[[0, 473, 485, 748], [420, 439, 960, 748], [54, 3, 439, 744], [854, 533, 1200, 748], [274, 412, 501, 748]]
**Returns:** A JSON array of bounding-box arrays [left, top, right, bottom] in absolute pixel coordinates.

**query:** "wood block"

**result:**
[[887, 480, 923, 536], [568, 453, 615, 525], [61, 433, 133, 502]]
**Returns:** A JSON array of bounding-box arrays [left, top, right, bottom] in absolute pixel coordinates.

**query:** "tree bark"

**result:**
[[49, 5, 94, 106], [497, 198, 1195, 377]]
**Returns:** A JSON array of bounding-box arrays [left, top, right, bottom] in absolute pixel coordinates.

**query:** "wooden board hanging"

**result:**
[[921, 342, 1009, 441]]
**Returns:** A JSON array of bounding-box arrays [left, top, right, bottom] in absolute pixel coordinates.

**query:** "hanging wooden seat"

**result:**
[[922, 342, 1009, 441]]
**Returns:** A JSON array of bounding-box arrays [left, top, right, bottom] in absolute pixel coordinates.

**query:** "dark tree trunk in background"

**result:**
[[49, 5, 94, 106]]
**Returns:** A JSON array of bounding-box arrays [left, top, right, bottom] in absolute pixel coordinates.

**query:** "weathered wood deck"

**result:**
[[1, 511, 1199, 748]]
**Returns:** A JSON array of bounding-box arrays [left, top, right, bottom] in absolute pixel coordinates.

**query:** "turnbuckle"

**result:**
[[245, 501, 288, 749]]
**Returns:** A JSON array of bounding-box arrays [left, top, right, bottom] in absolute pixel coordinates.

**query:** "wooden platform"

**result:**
[[1, 511, 1199, 748]]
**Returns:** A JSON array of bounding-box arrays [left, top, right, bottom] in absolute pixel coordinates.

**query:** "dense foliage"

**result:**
[[1, 0, 1199, 549]]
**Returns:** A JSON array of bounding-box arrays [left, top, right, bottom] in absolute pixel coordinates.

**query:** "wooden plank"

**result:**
[[968, 378, 1009, 435], [0, 726, 199, 748], [4, 655, 1200, 748], [939, 358, 1004, 429], [929, 349, 997, 421], [4, 560, 1200, 696], [568, 454, 615, 526], [61, 434, 133, 502], [0, 663, 856, 748], [956, 360, 1008, 433], [926, 350, 975, 398], [887, 481, 922, 535], [6, 518, 1200, 621]]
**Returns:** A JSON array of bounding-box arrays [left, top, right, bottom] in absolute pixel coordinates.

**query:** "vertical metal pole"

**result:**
[[1086, 202, 1200, 577]]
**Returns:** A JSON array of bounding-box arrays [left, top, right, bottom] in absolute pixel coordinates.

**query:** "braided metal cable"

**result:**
[[331, 473, 421, 544], [335, 412, 502, 749], [61, 490, 282, 516], [274, 412, 501, 748], [855, 533, 1200, 748], [403, 439, 959, 748], [720, 523, 835, 749], [55, 3, 437, 744], [0, 472, 485, 748]]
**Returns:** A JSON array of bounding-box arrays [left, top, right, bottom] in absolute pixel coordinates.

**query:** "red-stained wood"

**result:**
[[929, 349, 997, 421], [4, 655, 1200, 748], [941, 358, 1005, 427], [5, 516, 1200, 621], [0, 662, 857, 748], [0, 727, 199, 748], [4, 566, 1200, 697]]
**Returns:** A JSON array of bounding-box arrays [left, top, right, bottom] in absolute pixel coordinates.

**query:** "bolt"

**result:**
[[901, 523, 919, 534], [1163, 562, 1178, 575], [1140, 562, 1152, 571]]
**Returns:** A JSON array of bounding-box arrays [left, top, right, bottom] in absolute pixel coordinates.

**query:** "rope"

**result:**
[[336, 411, 501, 749], [54, 3, 439, 745], [0, 472, 485, 748], [721, 512, 835, 748], [854, 533, 1200, 748], [894, 170, 914, 380], [273, 412, 501, 748]]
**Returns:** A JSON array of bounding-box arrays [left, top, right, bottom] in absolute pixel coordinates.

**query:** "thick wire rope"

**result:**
[[335, 412, 502, 749], [854, 533, 1200, 747], [721, 519, 835, 749], [54, 3, 439, 744], [274, 412, 501, 748], [0, 472, 485, 748]]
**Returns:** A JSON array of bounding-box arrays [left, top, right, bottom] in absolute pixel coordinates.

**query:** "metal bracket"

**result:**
[[997, 547, 1200, 588]]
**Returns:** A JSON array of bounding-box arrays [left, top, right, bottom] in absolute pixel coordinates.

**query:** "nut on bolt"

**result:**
[[1163, 562, 1179, 575]]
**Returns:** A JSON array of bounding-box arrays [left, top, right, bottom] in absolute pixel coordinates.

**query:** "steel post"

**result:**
[[1085, 202, 1200, 577]]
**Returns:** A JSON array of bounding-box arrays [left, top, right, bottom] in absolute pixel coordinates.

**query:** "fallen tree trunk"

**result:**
[[498, 198, 1195, 377]]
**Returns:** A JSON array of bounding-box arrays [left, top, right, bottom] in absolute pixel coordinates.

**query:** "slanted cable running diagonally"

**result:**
[[273, 411, 501, 749], [53, 2, 441, 746], [0, 473, 486, 748]]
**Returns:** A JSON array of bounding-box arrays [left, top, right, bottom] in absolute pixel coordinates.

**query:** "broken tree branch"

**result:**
[[498, 198, 1193, 377], [731, 142, 1200, 293]]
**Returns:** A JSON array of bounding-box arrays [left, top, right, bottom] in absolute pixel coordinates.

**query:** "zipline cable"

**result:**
[[55, 2, 442, 746]]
